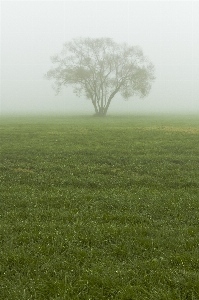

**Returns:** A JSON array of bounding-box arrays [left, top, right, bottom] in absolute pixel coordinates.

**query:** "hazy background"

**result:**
[[1, 0, 199, 115]]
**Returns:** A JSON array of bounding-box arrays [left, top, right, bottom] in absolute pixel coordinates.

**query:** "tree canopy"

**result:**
[[45, 37, 155, 116]]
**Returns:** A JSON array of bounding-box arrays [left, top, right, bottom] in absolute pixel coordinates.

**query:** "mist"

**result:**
[[1, 1, 199, 116]]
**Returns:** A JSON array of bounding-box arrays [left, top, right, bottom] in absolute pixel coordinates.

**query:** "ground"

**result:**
[[1, 114, 199, 299]]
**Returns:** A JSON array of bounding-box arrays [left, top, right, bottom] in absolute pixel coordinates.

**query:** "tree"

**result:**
[[45, 37, 155, 117]]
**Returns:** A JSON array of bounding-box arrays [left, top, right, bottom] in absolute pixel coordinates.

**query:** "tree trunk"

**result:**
[[92, 99, 106, 117], [91, 99, 99, 115], [92, 84, 122, 117], [93, 110, 106, 117]]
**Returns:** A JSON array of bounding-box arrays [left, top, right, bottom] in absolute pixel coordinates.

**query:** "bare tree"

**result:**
[[45, 37, 155, 116]]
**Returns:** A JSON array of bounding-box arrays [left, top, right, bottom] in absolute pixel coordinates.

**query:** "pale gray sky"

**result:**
[[1, 1, 199, 115]]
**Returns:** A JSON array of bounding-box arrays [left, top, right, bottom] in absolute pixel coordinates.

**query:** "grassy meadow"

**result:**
[[0, 114, 199, 299]]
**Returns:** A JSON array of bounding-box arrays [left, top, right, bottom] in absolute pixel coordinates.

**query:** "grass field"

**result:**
[[1, 114, 199, 299]]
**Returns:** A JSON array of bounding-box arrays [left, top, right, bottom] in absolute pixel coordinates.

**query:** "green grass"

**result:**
[[1, 114, 199, 299]]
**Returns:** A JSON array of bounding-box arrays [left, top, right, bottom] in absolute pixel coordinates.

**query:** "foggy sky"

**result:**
[[1, 1, 199, 115]]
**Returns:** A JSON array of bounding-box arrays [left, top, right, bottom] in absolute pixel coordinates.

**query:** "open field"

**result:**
[[1, 114, 199, 299]]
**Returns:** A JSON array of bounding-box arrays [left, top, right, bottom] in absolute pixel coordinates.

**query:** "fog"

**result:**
[[1, 1, 199, 115]]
